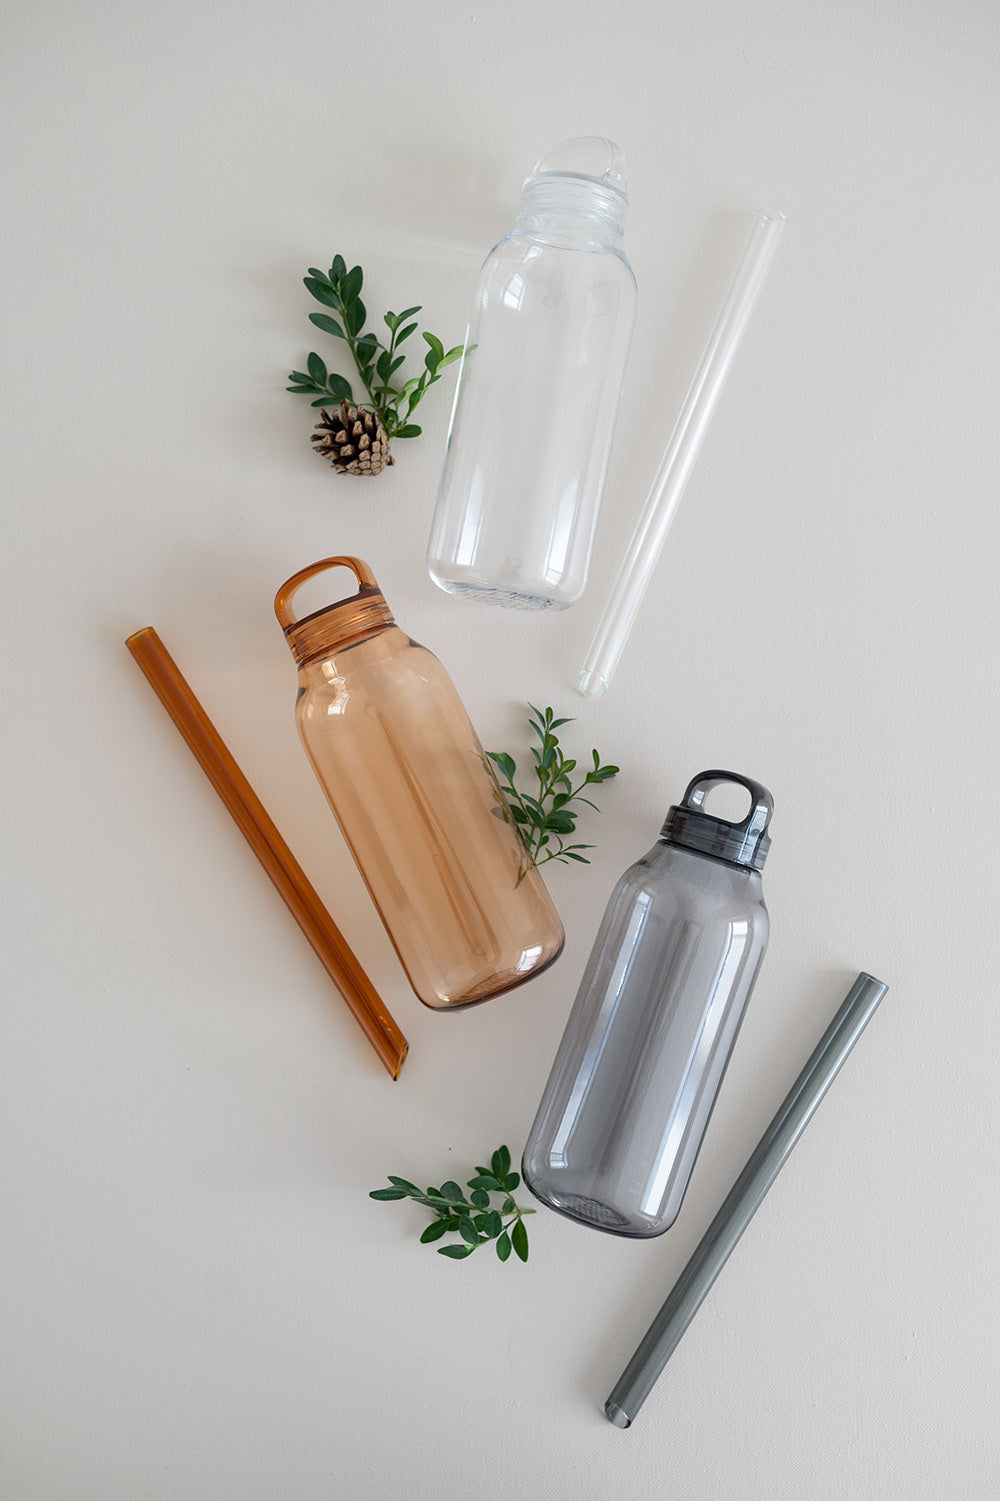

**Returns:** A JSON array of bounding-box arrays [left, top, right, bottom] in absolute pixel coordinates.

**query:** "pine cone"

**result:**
[[311, 399, 394, 476]]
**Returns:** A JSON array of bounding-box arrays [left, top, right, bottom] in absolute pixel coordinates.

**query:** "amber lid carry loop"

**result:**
[[275, 556, 394, 665]]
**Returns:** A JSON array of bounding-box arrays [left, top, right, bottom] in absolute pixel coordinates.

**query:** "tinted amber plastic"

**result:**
[[275, 559, 565, 1009]]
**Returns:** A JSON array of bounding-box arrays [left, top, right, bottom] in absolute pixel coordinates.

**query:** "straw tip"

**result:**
[[577, 668, 609, 701], [605, 1401, 632, 1429], [390, 1041, 409, 1080]]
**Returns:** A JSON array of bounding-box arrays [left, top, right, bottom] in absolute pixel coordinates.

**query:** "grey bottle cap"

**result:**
[[661, 771, 773, 871]]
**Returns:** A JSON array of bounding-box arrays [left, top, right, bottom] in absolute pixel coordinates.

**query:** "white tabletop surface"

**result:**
[[2, 3, 997, 1497]]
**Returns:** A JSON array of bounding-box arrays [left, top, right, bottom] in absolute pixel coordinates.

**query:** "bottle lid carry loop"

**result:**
[[661, 770, 773, 872], [274, 556, 394, 666]]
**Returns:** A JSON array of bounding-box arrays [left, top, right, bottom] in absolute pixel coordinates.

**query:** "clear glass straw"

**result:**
[[578, 208, 785, 699]]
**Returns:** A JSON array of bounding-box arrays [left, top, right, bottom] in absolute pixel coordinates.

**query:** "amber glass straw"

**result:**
[[125, 627, 408, 1079]]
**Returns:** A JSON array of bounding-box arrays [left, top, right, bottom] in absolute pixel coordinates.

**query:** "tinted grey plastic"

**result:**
[[523, 774, 772, 1238]]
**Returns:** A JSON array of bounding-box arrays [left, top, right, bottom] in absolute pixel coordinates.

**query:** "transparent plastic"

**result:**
[[427, 137, 637, 611], [275, 558, 564, 1010], [523, 772, 772, 1236]]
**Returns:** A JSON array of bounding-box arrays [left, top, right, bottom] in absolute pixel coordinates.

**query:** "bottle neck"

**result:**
[[515, 178, 626, 250], [283, 589, 394, 667], [657, 838, 765, 885], [297, 621, 406, 684]]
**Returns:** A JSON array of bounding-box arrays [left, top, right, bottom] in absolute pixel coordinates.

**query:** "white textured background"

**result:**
[[2, 3, 997, 1496]]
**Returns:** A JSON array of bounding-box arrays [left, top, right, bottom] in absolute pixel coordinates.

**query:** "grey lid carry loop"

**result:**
[[661, 770, 773, 872]]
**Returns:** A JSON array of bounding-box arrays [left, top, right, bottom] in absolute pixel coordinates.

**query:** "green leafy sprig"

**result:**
[[370, 1146, 533, 1264], [287, 254, 464, 441], [488, 705, 619, 871]]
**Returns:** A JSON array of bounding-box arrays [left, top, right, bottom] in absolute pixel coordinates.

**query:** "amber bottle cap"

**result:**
[[274, 557, 394, 666]]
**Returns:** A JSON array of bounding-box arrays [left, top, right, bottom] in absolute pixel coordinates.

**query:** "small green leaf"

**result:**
[[470, 1189, 490, 1209], [308, 312, 346, 340], [369, 1188, 407, 1200], [394, 424, 422, 438], [545, 810, 576, 834], [511, 1219, 529, 1263], [396, 321, 419, 344], [482, 1211, 503, 1239], [439, 1181, 464, 1202], [502, 1198, 516, 1215], [304, 277, 340, 309], [438, 1244, 474, 1260], [387, 1176, 420, 1193], [342, 264, 364, 302], [458, 1219, 481, 1247], [467, 1174, 500, 1193], [315, 372, 352, 402], [420, 1219, 449, 1243], [330, 254, 347, 279], [307, 351, 327, 384], [488, 751, 517, 780], [491, 1146, 511, 1180], [496, 1232, 512, 1262], [502, 1172, 520, 1193], [345, 297, 366, 338]]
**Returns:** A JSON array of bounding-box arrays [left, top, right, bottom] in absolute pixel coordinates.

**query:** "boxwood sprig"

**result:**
[[488, 704, 619, 871], [287, 254, 464, 440], [370, 1146, 533, 1264]]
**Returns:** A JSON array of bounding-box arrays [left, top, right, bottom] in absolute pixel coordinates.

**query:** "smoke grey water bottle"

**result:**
[[522, 771, 773, 1237]]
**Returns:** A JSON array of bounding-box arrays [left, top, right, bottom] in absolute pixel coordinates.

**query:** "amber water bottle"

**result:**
[[274, 557, 564, 1009]]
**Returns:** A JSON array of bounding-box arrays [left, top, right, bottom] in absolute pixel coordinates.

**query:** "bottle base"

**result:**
[[427, 569, 572, 612], [418, 930, 565, 1010], [522, 1175, 668, 1237]]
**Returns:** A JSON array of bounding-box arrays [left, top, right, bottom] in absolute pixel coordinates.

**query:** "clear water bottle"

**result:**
[[427, 137, 637, 610], [522, 772, 773, 1236], [274, 557, 565, 1010]]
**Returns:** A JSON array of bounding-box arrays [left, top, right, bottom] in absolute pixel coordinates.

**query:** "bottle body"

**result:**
[[427, 138, 636, 610], [295, 625, 564, 1009], [523, 838, 769, 1237]]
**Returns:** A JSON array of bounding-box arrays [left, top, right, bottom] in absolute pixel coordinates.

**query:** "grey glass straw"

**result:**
[[604, 971, 888, 1429]]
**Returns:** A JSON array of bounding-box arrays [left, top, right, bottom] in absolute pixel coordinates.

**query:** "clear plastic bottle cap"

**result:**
[[525, 137, 628, 201]]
